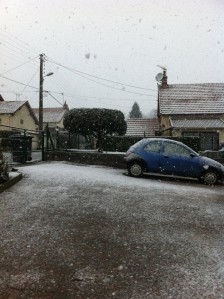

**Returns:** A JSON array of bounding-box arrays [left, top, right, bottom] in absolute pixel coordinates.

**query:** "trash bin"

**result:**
[[10, 135, 33, 163]]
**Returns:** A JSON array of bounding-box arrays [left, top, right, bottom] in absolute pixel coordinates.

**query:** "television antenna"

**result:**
[[157, 65, 167, 71]]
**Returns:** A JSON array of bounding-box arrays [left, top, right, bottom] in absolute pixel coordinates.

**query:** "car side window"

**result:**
[[144, 141, 161, 153], [164, 142, 191, 157]]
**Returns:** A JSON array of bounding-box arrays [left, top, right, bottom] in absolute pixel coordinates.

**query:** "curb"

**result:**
[[0, 172, 22, 193]]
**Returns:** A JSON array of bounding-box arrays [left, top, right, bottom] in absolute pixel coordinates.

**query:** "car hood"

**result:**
[[200, 155, 223, 168]]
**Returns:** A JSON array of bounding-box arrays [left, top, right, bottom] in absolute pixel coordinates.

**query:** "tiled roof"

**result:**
[[170, 117, 224, 129], [0, 101, 39, 124], [159, 83, 224, 115], [126, 118, 159, 137], [33, 107, 67, 123], [0, 101, 26, 114]]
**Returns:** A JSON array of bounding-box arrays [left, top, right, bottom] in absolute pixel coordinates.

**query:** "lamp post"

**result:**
[[39, 73, 54, 133], [38, 54, 54, 157], [55, 126, 59, 150]]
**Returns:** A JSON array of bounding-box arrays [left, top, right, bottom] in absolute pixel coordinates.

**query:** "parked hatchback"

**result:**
[[124, 138, 224, 185]]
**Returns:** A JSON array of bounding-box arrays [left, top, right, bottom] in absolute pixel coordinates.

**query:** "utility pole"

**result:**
[[39, 53, 44, 134]]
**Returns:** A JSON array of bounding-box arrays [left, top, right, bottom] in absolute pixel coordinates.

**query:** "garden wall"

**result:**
[[45, 150, 126, 169]]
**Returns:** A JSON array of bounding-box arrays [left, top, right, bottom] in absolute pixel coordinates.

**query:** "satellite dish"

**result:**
[[155, 73, 163, 82]]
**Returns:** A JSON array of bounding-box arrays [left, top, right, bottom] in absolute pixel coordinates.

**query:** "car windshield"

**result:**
[[130, 139, 146, 150]]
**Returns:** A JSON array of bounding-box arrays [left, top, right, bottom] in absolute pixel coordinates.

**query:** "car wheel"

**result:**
[[128, 162, 143, 177], [203, 171, 218, 185]]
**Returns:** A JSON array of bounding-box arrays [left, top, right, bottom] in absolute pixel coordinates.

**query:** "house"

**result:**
[[33, 102, 69, 130], [0, 96, 39, 149], [157, 71, 224, 150], [126, 118, 159, 137]]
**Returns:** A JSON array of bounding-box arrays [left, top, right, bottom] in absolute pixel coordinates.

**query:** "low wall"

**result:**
[[0, 172, 22, 193], [45, 150, 126, 169]]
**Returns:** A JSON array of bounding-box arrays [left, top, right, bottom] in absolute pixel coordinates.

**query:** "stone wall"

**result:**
[[45, 150, 126, 169]]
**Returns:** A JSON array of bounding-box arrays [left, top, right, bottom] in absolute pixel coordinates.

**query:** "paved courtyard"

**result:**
[[1, 162, 224, 298]]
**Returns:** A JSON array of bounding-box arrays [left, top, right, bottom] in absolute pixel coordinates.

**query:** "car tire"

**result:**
[[203, 171, 218, 185], [128, 162, 143, 177]]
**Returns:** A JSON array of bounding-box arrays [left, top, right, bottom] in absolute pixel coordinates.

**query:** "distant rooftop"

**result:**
[[33, 103, 69, 123], [126, 118, 159, 137]]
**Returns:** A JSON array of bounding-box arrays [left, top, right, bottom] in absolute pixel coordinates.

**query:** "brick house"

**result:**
[[157, 71, 224, 150], [0, 97, 39, 149]]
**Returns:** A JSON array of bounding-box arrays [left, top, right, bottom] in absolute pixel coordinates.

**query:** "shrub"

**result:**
[[0, 149, 9, 183]]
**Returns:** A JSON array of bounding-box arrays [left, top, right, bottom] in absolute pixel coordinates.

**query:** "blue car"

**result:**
[[124, 138, 224, 185]]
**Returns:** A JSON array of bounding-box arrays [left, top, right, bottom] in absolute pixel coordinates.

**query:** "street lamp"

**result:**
[[39, 64, 54, 163], [39, 71, 54, 134]]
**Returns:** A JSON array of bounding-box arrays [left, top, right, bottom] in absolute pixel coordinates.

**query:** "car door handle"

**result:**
[[163, 155, 169, 158]]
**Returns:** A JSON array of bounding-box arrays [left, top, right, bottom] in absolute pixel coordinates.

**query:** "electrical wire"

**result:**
[[64, 70, 155, 97], [46, 57, 157, 92], [18, 68, 39, 97], [0, 29, 39, 56], [0, 56, 39, 75], [0, 75, 39, 90], [46, 92, 63, 106]]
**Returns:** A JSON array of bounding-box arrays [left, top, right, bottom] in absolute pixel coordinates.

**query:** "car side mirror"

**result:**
[[190, 153, 196, 158]]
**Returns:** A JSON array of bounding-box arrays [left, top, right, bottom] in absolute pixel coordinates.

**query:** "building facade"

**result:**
[[157, 72, 224, 150], [0, 98, 39, 149]]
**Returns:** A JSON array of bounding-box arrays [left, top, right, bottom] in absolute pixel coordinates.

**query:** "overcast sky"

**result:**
[[0, 0, 224, 118]]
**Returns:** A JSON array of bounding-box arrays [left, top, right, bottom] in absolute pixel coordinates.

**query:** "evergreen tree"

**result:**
[[129, 102, 142, 118], [64, 108, 127, 148]]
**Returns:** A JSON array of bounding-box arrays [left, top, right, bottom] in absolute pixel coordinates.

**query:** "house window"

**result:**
[[20, 119, 24, 125], [0, 118, 2, 124], [183, 132, 199, 137]]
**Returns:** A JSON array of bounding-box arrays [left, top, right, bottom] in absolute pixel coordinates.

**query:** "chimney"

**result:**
[[161, 69, 168, 87], [63, 101, 69, 111]]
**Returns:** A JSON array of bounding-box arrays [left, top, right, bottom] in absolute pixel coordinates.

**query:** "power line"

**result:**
[[0, 56, 39, 75], [47, 92, 63, 106], [1, 51, 30, 65], [0, 75, 157, 102], [18, 68, 39, 97], [46, 57, 157, 92], [0, 75, 38, 90], [0, 29, 39, 56], [0, 36, 38, 59], [63, 93, 156, 102], [0, 42, 35, 61]]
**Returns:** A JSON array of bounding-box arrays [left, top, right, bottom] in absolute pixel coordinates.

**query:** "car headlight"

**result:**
[[203, 165, 209, 170]]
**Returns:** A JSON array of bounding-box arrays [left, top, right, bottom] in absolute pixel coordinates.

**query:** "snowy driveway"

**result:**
[[1, 162, 224, 298]]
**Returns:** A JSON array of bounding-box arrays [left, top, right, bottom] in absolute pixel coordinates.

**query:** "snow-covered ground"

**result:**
[[17, 161, 224, 196], [1, 162, 224, 298]]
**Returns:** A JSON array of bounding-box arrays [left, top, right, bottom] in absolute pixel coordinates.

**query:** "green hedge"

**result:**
[[101, 136, 200, 152]]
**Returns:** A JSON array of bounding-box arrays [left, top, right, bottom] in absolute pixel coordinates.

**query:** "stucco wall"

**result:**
[[0, 105, 39, 150]]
